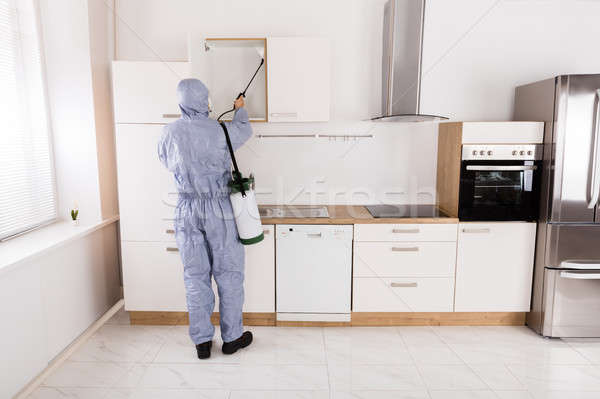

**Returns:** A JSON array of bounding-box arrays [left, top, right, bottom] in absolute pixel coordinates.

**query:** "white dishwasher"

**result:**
[[276, 224, 353, 322]]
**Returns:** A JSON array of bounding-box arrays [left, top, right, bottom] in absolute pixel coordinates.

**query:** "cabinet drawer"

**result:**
[[354, 224, 457, 242], [353, 277, 454, 312], [353, 242, 456, 277]]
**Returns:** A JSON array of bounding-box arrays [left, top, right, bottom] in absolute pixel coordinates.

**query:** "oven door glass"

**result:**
[[459, 160, 541, 221]]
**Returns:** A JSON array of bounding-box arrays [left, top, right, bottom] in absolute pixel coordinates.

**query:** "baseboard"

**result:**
[[350, 312, 526, 326], [129, 311, 276, 326], [130, 311, 525, 327]]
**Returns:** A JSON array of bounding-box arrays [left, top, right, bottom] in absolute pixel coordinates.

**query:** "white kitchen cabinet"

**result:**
[[112, 61, 192, 124], [267, 37, 330, 122], [122, 225, 275, 313], [354, 241, 456, 277], [353, 277, 455, 312], [352, 223, 458, 313], [242, 225, 275, 312], [354, 223, 458, 242], [122, 241, 188, 311], [455, 222, 536, 312], [115, 124, 176, 242]]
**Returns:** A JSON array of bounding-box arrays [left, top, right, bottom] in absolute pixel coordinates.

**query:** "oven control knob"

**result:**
[[479, 150, 485, 156], [520, 150, 525, 155], [487, 151, 493, 155], [512, 150, 518, 155], [527, 150, 532, 156], [472, 150, 478, 156]]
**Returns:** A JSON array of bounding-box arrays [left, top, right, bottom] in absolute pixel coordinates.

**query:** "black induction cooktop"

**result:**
[[366, 204, 448, 218]]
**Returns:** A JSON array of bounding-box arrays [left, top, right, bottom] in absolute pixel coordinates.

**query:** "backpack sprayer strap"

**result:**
[[218, 121, 246, 197]]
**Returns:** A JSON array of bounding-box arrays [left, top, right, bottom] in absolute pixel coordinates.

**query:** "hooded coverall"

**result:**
[[158, 79, 252, 344]]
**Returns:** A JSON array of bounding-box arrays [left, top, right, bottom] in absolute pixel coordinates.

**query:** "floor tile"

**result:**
[[325, 327, 411, 365], [470, 364, 526, 390], [328, 364, 425, 391], [507, 364, 600, 392], [397, 326, 448, 347], [429, 391, 496, 399], [331, 391, 430, 399], [42, 361, 134, 388], [230, 391, 329, 399], [564, 338, 600, 364], [449, 342, 589, 365], [137, 363, 240, 389], [529, 391, 600, 399], [137, 363, 329, 390], [28, 387, 109, 399], [407, 345, 463, 365], [494, 391, 534, 399], [240, 327, 327, 364], [418, 364, 488, 390], [70, 325, 168, 363], [120, 388, 229, 399]]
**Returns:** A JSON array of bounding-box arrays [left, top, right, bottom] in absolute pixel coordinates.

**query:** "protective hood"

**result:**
[[177, 78, 210, 119]]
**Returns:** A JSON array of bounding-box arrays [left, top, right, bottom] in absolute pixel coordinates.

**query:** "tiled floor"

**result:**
[[29, 307, 600, 399]]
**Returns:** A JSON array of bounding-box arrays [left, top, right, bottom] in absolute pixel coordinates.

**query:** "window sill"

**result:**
[[0, 216, 120, 276]]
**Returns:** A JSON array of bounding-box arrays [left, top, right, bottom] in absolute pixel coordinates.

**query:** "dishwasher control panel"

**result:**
[[276, 225, 354, 240]]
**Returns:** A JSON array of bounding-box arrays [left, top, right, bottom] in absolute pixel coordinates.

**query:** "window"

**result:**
[[0, 0, 56, 240]]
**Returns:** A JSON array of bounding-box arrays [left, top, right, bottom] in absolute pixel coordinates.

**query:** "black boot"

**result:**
[[196, 341, 212, 359], [222, 331, 253, 355]]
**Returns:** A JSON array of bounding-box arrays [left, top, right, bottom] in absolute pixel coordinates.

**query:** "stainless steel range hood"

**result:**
[[372, 0, 447, 122]]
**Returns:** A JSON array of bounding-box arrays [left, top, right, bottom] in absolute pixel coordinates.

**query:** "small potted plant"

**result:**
[[71, 202, 79, 226]]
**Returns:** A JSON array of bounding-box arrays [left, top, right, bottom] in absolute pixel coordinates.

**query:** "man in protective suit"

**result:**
[[158, 78, 253, 359]]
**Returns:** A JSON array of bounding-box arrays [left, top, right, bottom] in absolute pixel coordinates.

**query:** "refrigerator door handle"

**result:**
[[588, 88, 600, 209], [560, 261, 600, 270], [560, 271, 600, 280]]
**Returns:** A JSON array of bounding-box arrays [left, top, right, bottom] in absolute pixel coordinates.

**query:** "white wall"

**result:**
[[0, 223, 121, 399], [113, 0, 600, 204], [39, 0, 119, 222], [421, 0, 600, 121]]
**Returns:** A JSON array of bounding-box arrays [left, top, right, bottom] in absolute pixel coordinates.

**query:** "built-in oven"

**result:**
[[458, 144, 543, 221]]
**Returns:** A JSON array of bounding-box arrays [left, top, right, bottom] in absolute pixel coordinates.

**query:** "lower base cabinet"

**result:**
[[122, 225, 275, 313], [454, 222, 536, 312], [353, 277, 455, 312]]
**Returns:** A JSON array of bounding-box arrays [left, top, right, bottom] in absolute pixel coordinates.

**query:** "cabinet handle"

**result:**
[[392, 228, 420, 234], [162, 113, 180, 118], [462, 228, 491, 234], [263, 229, 270, 235], [166, 247, 179, 252], [165, 229, 175, 234], [307, 233, 322, 238], [269, 112, 298, 118], [391, 246, 419, 252], [391, 282, 418, 288]]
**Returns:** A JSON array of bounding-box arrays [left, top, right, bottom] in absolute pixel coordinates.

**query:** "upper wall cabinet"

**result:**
[[202, 38, 267, 122], [267, 37, 330, 122], [112, 61, 192, 124]]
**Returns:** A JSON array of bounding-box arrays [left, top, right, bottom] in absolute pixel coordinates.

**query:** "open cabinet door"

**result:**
[[267, 37, 330, 122]]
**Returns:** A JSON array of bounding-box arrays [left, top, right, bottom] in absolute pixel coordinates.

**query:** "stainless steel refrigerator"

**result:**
[[515, 74, 600, 338]]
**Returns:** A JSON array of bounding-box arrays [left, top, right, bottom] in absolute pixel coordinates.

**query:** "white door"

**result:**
[[267, 37, 330, 122], [455, 222, 536, 312], [112, 61, 192, 123], [122, 241, 187, 311], [115, 124, 177, 242], [243, 225, 275, 312]]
